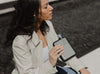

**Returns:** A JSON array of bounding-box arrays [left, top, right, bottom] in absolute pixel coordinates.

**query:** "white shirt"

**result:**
[[43, 46, 49, 62]]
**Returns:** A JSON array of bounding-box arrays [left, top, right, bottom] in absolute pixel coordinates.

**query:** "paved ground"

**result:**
[[51, 0, 100, 58], [79, 47, 100, 74]]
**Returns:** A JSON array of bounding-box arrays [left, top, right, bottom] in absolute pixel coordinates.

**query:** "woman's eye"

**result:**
[[44, 6, 47, 9]]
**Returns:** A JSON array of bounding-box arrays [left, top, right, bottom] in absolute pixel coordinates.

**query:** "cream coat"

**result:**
[[12, 20, 85, 74]]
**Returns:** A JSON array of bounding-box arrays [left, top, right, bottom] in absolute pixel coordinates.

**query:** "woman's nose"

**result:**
[[49, 5, 53, 11]]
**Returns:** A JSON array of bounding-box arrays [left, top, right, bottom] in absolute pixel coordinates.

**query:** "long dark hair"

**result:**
[[2, 0, 49, 73], [6, 0, 49, 46]]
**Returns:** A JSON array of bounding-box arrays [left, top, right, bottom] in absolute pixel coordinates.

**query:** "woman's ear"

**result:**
[[33, 14, 36, 17]]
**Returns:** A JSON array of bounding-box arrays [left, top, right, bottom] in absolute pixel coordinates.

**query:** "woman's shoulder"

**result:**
[[12, 35, 30, 46], [12, 35, 32, 54], [45, 20, 55, 30], [45, 20, 53, 27], [45, 20, 52, 24]]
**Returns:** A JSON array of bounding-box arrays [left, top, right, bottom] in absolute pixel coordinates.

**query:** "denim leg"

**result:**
[[60, 67, 78, 74], [56, 66, 67, 74]]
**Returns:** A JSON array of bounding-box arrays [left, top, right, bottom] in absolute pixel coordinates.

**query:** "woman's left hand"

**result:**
[[80, 68, 91, 74]]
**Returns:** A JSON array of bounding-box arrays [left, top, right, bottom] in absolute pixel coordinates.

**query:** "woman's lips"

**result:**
[[50, 13, 53, 16]]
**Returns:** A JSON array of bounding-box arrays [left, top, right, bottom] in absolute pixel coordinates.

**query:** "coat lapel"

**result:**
[[30, 31, 44, 66], [31, 30, 53, 51], [31, 31, 40, 47], [30, 27, 58, 66], [45, 34, 53, 51], [30, 31, 52, 65]]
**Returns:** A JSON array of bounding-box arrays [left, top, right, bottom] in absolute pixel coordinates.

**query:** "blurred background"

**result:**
[[0, 0, 100, 73], [0, 0, 100, 58], [51, 0, 100, 58]]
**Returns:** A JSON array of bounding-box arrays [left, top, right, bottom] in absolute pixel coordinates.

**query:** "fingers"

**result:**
[[49, 45, 62, 53], [54, 47, 64, 55], [48, 45, 64, 67], [57, 50, 64, 58], [53, 44, 64, 52], [50, 44, 64, 57]]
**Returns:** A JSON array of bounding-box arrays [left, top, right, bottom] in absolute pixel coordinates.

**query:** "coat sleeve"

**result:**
[[66, 56, 86, 72], [12, 35, 57, 74]]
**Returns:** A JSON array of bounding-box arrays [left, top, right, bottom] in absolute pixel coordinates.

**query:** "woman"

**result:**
[[5, 0, 90, 74]]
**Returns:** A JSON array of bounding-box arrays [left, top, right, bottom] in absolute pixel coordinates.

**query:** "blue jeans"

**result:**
[[56, 66, 78, 74]]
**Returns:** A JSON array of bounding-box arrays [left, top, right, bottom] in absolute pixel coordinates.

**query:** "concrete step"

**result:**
[[79, 47, 100, 74]]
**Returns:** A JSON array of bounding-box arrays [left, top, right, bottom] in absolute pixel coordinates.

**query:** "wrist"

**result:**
[[79, 67, 88, 72]]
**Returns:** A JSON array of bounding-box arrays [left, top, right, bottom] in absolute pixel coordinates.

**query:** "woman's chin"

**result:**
[[48, 17, 53, 20]]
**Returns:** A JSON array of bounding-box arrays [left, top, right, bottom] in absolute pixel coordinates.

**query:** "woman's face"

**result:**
[[39, 0, 53, 21]]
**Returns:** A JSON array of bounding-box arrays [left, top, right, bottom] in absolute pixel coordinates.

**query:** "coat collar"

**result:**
[[31, 30, 49, 48], [31, 20, 50, 47], [31, 31, 41, 47]]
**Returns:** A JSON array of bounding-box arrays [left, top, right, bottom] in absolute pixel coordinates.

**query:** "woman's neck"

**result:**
[[37, 29, 41, 34], [37, 19, 43, 28]]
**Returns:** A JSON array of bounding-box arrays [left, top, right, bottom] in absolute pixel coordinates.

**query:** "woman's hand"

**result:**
[[80, 68, 91, 74], [49, 45, 64, 67]]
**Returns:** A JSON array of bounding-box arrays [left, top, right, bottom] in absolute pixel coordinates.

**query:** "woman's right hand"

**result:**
[[49, 45, 64, 67]]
